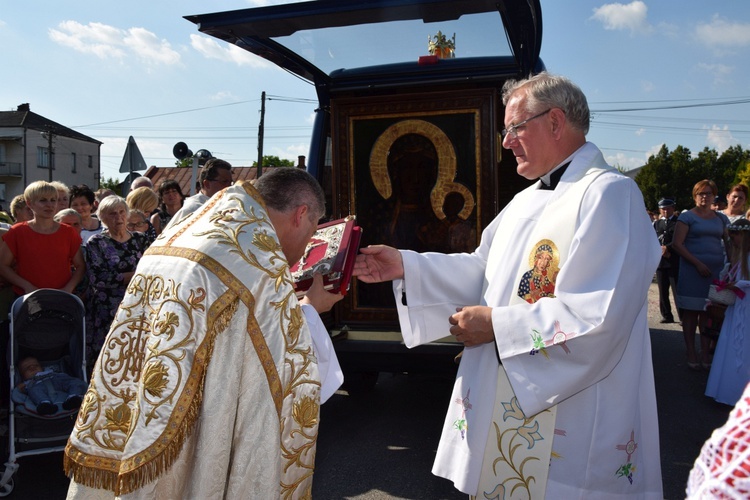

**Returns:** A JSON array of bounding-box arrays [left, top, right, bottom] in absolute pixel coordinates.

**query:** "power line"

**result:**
[[73, 99, 260, 128], [591, 96, 750, 105], [591, 97, 750, 113]]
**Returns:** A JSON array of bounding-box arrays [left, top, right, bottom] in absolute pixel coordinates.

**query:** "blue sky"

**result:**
[[2, 1, 749, 182]]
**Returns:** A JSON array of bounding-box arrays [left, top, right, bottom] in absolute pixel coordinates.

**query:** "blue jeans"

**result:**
[[25, 372, 87, 405]]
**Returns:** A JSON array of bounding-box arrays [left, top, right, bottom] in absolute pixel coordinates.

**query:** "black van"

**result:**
[[186, 0, 544, 390]]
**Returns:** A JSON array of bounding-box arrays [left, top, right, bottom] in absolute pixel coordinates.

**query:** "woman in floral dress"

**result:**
[[85, 196, 149, 370]]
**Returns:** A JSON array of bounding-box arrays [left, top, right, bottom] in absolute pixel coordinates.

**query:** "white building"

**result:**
[[0, 103, 101, 208]]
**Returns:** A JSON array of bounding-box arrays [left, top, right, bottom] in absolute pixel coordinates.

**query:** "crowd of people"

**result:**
[[652, 181, 750, 401], [0, 71, 747, 497], [0, 162, 237, 376], [650, 180, 750, 496]]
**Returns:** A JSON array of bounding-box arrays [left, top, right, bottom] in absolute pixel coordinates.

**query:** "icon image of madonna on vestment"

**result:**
[[517, 239, 560, 304]]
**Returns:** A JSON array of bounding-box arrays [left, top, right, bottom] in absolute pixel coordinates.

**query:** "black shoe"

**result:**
[[62, 395, 83, 411], [659, 318, 674, 324], [36, 401, 57, 416]]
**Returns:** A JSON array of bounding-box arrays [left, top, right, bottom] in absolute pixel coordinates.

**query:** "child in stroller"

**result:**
[[15, 356, 86, 416]]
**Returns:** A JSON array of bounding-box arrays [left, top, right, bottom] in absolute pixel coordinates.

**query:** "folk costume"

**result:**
[[65, 181, 342, 499], [393, 143, 663, 498], [705, 260, 750, 406]]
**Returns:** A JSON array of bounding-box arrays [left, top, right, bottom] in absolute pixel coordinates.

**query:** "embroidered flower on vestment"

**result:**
[[153, 311, 180, 340], [501, 397, 525, 422], [293, 396, 319, 428], [615, 430, 638, 484], [517, 420, 543, 449], [104, 401, 132, 434], [254, 231, 282, 253], [142, 360, 169, 398]]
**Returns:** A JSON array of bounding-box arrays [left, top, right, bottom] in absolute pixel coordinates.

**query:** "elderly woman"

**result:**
[[150, 179, 185, 236], [85, 196, 149, 367], [672, 179, 729, 371], [10, 195, 33, 224]]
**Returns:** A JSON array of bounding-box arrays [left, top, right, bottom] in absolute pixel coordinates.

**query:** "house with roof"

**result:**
[[0, 103, 101, 206], [138, 156, 309, 198]]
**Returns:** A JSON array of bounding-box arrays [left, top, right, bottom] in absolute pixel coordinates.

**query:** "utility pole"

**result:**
[[257, 91, 265, 178], [44, 126, 55, 182]]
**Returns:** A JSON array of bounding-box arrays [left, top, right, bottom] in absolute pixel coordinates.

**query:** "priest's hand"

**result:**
[[448, 306, 494, 347], [353, 245, 404, 282], [300, 273, 344, 313]]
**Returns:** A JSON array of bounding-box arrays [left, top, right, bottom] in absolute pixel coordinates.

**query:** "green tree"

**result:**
[[252, 155, 295, 167], [736, 159, 750, 188], [635, 145, 670, 209], [99, 177, 121, 191], [635, 145, 750, 211], [716, 145, 750, 191], [175, 157, 193, 168]]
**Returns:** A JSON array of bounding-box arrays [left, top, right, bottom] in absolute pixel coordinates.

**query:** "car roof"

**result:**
[[185, 0, 542, 89]]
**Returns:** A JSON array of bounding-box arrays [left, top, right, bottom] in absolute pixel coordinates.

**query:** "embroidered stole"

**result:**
[[474, 166, 608, 499]]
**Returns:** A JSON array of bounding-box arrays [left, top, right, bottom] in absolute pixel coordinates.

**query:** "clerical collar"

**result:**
[[538, 148, 579, 190], [539, 161, 570, 190]]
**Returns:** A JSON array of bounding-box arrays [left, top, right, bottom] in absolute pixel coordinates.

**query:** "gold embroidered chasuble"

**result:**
[[65, 182, 322, 499]]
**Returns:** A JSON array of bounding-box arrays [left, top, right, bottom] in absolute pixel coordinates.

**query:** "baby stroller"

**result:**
[[0, 289, 86, 496]]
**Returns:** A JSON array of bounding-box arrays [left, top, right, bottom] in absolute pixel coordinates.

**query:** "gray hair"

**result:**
[[254, 168, 325, 220], [96, 195, 129, 226], [502, 72, 590, 135], [54, 208, 81, 223], [130, 176, 154, 190]]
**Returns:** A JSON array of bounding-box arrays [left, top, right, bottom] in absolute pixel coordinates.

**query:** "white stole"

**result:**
[[474, 166, 608, 499]]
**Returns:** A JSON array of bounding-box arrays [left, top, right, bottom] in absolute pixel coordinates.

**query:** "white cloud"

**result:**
[[190, 34, 271, 68], [640, 80, 654, 93], [123, 27, 180, 65], [696, 15, 750, 49], [705, 125, 735, 153], [606, 152, 646, 171], [48, 21, 180, 65], [210, 91, 239, 101], [305, 112, 316, 125], [591, 1, 652, 35], [267, 143, 309, 163], [694, 62, 734, 86], [0, 19, 7, 29], [49, 21, 126, 60], [635, 128, 646, 137]]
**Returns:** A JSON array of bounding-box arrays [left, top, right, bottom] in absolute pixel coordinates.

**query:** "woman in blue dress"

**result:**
[[705, 219, 750, 405], [672, 179, 729, 370]]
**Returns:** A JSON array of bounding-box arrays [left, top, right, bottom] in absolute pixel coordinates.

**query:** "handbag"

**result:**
[[709, 262, 743, 306], [708, 283, 737, 306]]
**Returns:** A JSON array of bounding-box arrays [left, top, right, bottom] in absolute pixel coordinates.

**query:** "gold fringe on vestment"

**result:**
[[64, 297, 240, 495]]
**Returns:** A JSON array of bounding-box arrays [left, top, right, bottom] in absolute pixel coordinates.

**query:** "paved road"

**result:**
[[0, 283, 734, 499]]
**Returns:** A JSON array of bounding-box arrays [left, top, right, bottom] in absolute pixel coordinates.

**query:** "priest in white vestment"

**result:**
[[65, 168, 343, 499], [354, 73, 663, 498]]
